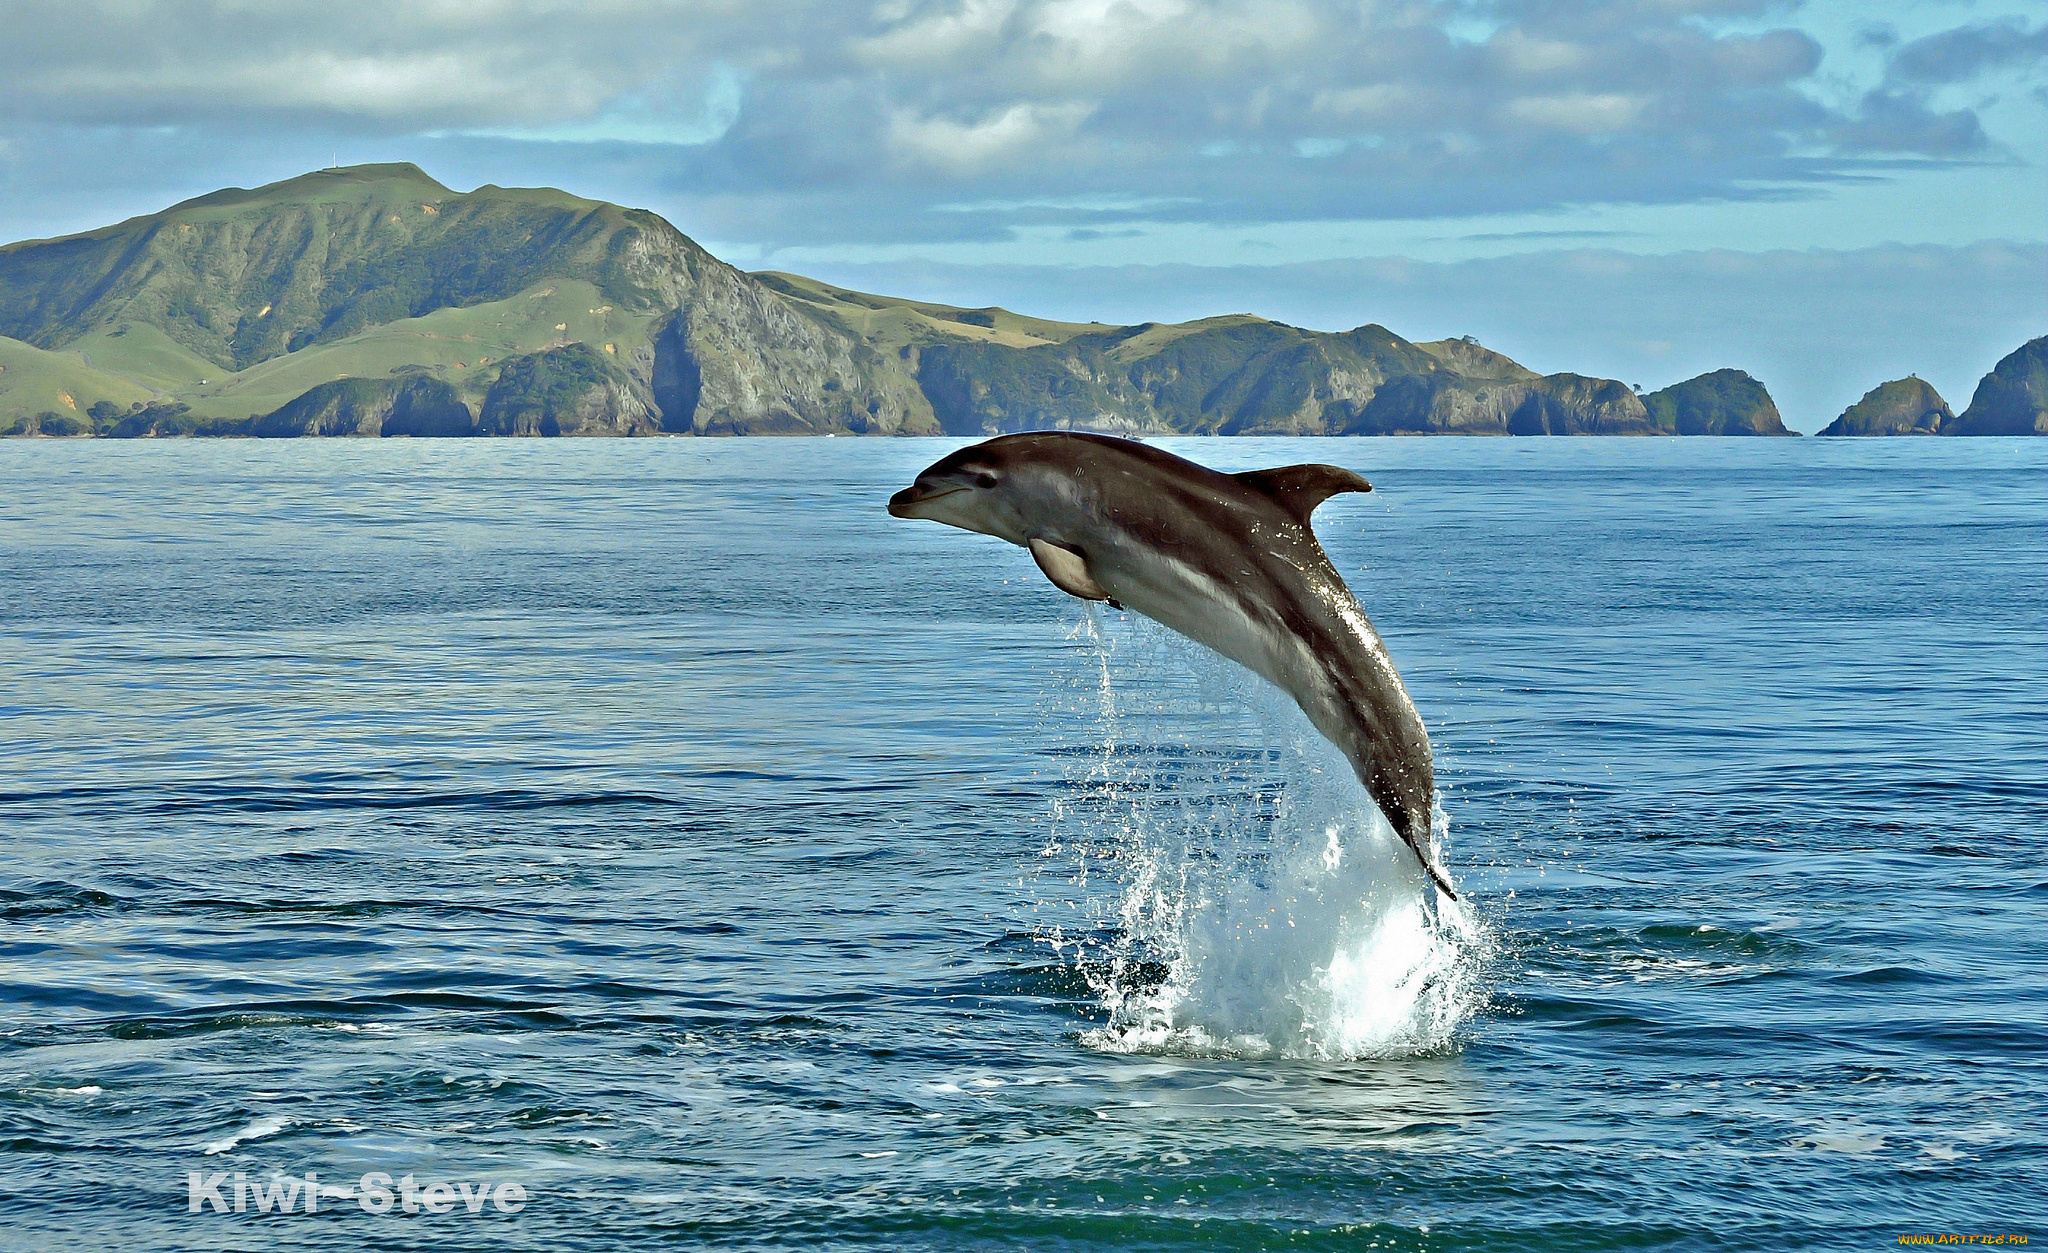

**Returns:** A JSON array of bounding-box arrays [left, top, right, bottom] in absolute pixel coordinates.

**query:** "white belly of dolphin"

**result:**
[[1094, 543, 1334, 724]]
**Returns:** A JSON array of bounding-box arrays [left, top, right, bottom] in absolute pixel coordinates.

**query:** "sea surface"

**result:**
[[1, 436, 2042, 1251]]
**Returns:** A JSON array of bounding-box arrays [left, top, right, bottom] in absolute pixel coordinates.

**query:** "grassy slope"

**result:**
[[179, 280, 652, 420], [752, 272, 1111, 350], [4, 276, 655, 424], [1101, 315, 1271, 364], [1416, 338, 1540, 380], [62, 323, 217, 393], [0, 336, 155, 426]]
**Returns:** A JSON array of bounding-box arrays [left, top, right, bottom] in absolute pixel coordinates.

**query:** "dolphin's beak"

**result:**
[[888, 483, 965, 518]]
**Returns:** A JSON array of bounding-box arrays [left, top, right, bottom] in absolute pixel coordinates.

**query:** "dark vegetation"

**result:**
[[1642, 369, 1791, 435], [480, 343, 651, 436]]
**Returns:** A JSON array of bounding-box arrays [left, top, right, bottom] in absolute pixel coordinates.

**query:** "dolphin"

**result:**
[[888, 432, 1454, 899]]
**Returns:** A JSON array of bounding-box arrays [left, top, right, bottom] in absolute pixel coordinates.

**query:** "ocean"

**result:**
[[1, 436, 2042, 1251]]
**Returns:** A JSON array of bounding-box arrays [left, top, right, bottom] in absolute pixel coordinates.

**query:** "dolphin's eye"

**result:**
[[971, 471, 999, 489]]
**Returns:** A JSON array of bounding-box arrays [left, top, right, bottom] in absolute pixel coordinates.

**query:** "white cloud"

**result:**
[[1311, 83, 1421, 123], [456, 67, 745, 146], [0, 0, 2040, 244], [1491, 32, 1595, 77], [856, 0, 1018, 68], [36, 52, 543, 124], [1504, 92, 1648, 134], [888, 99, 1095, 172]]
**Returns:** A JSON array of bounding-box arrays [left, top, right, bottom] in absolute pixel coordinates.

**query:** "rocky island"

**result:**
[[1819, 377, 1954, 436], [1639, 369, 1790, 436], [1816, 339, 2048, 437], [1945, 337, 2048, 436]]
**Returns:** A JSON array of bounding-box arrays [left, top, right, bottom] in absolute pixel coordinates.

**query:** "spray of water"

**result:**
[[1035, 609, 1485, 1060]]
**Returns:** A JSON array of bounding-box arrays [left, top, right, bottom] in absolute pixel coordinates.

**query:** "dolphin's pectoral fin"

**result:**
[[1233, 464, 1372, 525], [1028, 538, 1111, 603]]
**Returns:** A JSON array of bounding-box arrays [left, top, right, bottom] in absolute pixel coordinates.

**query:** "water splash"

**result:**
[[1036, 609, 1485, 1060]]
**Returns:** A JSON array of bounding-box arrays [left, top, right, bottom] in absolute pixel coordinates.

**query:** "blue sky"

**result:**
[[1, 0, 2041, 426]]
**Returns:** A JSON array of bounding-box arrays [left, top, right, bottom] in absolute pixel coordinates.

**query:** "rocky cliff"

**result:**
[[248, 375, 475, 437], [913, 318, 1670, 437], [479, 344, 656, 436], [1945, 336, 2048, 436]]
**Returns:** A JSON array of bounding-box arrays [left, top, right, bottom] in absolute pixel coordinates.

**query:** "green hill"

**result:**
[[1643, 369, 1793, 435], [1818, 376, 1952, 436], [0, 336, 154, 435], [1946, 336, 2048, 436], [0, 165, 658, 371], [0, 164, 936, 437], [1, 163, 1786, 439]]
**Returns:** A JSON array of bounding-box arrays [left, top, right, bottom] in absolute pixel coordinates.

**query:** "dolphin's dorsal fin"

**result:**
[[1233, 464, 1372, 524], [1028, 538, 1112, 603]]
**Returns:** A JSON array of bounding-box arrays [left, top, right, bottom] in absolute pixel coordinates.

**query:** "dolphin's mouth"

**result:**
[[888, 485, 967, 517]]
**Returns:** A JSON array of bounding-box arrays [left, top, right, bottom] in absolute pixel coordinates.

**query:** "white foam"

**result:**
[[1043, 613, 1485, 1060], [1794, 1128, 1886, 1155], [201, 1115, 291, 1156]]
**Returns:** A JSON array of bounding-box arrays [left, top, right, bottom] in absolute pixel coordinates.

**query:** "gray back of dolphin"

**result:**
[[889, 432, 1454, 899]]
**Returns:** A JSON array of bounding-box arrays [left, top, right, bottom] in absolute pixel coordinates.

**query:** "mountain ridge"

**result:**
[[0, 162, 1921, 440]]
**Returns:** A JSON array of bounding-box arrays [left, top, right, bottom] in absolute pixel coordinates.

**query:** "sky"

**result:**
[[1, 0, 2042, 427]]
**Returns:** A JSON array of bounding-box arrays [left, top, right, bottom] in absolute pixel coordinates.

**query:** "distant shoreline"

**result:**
[[3, 165, 2039, 440]]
